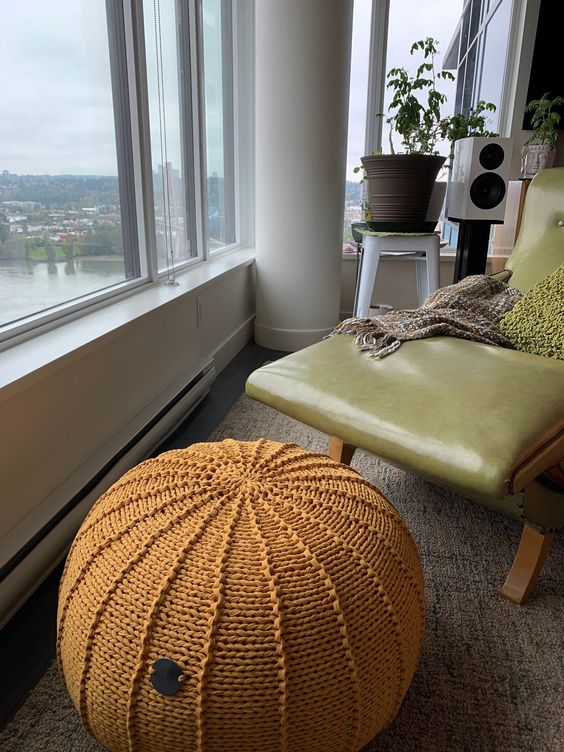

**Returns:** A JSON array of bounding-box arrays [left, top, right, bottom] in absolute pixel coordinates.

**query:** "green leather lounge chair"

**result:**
[[246, 166, 564, 604]]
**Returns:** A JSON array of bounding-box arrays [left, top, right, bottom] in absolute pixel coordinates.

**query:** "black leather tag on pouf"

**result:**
[[150, 658, 183, 696]]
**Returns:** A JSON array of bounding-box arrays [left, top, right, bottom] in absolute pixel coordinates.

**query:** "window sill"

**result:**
[[0, 247, 256, 397]]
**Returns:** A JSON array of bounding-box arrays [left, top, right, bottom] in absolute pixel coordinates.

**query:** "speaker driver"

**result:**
[[479, 142, 505, 170], [470, 173, 506, 210]]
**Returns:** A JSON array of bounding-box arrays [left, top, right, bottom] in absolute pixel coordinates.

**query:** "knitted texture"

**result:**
[[499, 262, 564, 360], [331, 274, 523, 358], [57, 439, 425, 752]]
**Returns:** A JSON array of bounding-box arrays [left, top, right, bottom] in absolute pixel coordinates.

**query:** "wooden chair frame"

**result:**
[[327, 435, 558, 605]]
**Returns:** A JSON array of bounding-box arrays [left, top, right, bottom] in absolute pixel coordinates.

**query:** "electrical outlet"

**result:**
[[196, 294, 204, 327]]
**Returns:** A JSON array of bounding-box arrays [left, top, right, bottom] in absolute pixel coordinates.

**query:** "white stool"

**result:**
[[353, 232, 441, 317]]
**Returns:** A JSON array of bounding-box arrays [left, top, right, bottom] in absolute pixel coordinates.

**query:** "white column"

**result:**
[[254, 0, 354, 351]]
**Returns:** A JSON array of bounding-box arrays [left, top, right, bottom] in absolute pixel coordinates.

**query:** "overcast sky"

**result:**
[[346, 0, 462, 179], [0, 0, 463, 178], [0, 0, 120, 175]]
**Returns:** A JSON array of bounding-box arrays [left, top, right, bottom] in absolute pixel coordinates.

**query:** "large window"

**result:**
[[476, 0, 513, 129], [342, 0, 461, 246], [343, 0, 373, 248], [382, 0, 459, 159], [453, 0, 513, 129], [0, 0, 136, 327], [0, 0, 242, 340], [144, 0, 198, 271]]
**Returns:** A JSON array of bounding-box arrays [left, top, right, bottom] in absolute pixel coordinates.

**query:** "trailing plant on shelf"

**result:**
[[521, 93, 564, 177]]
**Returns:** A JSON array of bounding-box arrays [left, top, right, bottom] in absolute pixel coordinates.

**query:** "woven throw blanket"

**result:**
[[332, 274, 523, 358]]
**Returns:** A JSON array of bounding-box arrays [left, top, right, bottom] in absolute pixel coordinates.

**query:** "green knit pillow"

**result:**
[[499, 263, 564, 360]]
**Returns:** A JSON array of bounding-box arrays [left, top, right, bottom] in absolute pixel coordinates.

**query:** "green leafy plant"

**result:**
[[524, 94, 564, 150], [439, 100, 498, 167], [440, 100, 498, 144], [383, 37, 454, 155]]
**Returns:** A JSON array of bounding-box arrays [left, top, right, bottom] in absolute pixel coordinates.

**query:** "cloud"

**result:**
[[0, 0, 118, 174], [0, 0, 462, 179]]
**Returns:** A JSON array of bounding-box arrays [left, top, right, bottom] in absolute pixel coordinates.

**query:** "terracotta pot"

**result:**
[[361, 154, 446, 223]]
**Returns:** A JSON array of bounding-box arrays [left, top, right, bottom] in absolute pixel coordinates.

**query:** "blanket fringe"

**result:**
[[328, 275, 523, 359]]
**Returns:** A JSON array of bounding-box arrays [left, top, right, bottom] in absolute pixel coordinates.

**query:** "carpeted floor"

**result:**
[[1, 394, 562, 752]]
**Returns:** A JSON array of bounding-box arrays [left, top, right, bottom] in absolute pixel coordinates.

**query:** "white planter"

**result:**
[[521, 143, 556, 178]]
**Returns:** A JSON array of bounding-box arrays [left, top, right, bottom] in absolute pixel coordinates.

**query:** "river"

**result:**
[[0, 257, 127, 326]]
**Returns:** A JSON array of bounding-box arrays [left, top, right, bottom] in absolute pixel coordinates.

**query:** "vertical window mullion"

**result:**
[[200, 0, 237, 254], [125, 0, 158, 281], [176, 0, 200, 261], [143, 0, 201, 274], [105, 0, 141, 279], [231, 0, 254, 248], [193, 0, 210, 260], [365, 0, 390, 154], [220, 0, 236, 244]]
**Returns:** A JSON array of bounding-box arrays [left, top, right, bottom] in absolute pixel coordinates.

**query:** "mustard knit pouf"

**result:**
[[58, 439, 425, 752]]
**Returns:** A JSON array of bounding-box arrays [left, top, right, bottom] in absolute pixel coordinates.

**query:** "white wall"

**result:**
[[0, 263, 254, 624]]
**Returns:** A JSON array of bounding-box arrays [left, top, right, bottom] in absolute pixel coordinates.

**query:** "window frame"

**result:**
[[0, 0, 246, 348], [198, 0, 238, 256], [364, 0, 390, 155]]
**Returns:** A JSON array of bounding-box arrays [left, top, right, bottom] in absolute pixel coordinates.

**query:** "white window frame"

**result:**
[[364, 0, 390, 155], [0, 0, 248, 349], [197, 0, 242, 257]]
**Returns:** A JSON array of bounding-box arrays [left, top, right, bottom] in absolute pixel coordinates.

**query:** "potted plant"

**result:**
[[440, 100, 498, 166], [521, 93, 564, 178], [360, 38, 454, 226]]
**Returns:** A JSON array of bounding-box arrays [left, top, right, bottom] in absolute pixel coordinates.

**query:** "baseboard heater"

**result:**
[[0, 358, 216, 628]]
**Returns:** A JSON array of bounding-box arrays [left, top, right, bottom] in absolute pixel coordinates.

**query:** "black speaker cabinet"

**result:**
[[448, 137, 512, 222]]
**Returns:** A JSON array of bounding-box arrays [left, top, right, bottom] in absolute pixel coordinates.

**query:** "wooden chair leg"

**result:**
[[501, 523, 555, 604], [328, 436, 357, 466]]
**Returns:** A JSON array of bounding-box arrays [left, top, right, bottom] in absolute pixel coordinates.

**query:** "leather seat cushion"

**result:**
[[246, 335, 564, 499]]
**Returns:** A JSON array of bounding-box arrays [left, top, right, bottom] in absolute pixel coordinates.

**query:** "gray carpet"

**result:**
[[1, 394, 563, 752]]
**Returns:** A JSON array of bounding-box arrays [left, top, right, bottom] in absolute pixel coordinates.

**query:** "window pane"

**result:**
[[469, 0, 482, 45], [343, 0, 372, 249], [455, 58, 466, 114], [0, 0, 135, 328], [144, 0, 197, 270], [479, 0, 512, 129], [382, 0, 460, 157], [462, 40, 477, 115], [202, 0, 236, 252], [461, 2, 471, 56]]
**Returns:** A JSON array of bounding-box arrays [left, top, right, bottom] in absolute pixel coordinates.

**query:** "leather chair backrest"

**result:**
[[506, 167, 564, 292]]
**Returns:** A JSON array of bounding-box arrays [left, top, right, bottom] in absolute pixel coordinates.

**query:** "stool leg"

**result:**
[[419, 235, 441, 305], [328, 436, 356, 465], [415, 259, 428, 305], [354, 235, 381, 317], [414, 236, 440, 306], [425, 235, 440, 301]]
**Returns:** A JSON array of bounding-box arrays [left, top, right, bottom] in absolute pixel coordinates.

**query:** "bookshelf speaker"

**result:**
[[448, 137, 512, 223]]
